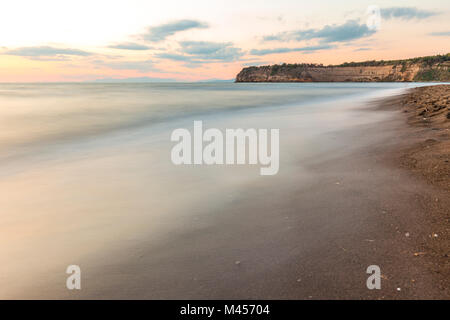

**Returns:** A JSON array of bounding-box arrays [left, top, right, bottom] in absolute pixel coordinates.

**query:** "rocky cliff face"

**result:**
[[236, 61, 450, 82]]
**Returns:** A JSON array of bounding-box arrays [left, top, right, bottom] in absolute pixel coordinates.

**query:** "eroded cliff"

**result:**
[[236, 55, 450, 82]]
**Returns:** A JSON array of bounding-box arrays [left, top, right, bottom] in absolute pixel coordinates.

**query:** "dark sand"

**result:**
[[9, 86, 449, 300], [376, 85, 450, 297], [42, 87, 446, 300]]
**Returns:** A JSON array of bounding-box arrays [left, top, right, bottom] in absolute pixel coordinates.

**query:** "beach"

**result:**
[[0, 83, 448, 299], [377, 85, 450, 295]]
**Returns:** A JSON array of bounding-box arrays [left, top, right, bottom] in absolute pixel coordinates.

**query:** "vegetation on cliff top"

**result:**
[[335, 53, 450, 67], [238, 54, 450, 82], [249, 54, 450, 70]]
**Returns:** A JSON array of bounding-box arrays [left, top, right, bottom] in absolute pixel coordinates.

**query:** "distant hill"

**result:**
[[92, 77, 177, 83], [236, 54, 450, 82], [91, 77, 235, 83]]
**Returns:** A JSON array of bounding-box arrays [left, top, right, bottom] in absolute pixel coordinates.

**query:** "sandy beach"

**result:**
[[2, 0, 450, 309], [0, 83, 448, 300], [377, 85, 450, 295]]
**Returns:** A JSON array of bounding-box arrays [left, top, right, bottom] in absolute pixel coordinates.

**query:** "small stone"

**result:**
[[235, 261, 241, 265], [414, 252, 426, 256], [405, 232, 410, 237], [397, 288, 401, 292]]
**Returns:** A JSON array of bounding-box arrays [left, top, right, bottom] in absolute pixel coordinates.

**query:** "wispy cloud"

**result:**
[[429, 31, 450, 37], [179, 41, 243, 61], [96, 60, 159, 72], [3, 46, 92, 60], [154, 53, 192, 62], [380, 7, 438, 20], [250, 44, 334, 56], [354, 47, 372, 52], [155, 41, 244, 65], [264, 20, 376, 43], [108, 42, 151, 50], [242, 61, 269, 67], [142, 19, 209, 42]]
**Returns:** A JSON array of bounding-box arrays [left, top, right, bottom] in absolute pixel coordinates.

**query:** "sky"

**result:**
[[0, 0, 449, 82]]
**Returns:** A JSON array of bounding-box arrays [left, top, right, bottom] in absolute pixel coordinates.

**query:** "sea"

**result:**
[[0, 82, 433, 298]]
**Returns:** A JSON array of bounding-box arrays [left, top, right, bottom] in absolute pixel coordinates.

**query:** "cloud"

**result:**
[[250, 44, 334, 56], [108, 42, 151, 50], [263, 34, 283, 41], [264, 20, 376, 43], [242, 61, 269, 67], [429, 31, 450, 37], [295, 20, 375, 42], [154, 53, 192, 62], [142, 19, 209, 42], [97, 60, 159, 72], [380, 7, 437, 20], [3, 46, 92, 60], [179, 41, 243, 61], [155, 41, 244, 64]]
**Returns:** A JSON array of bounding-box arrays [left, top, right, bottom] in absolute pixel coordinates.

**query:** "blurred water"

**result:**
[[0, 82, 417, 158], [0, 82, 429, 298]]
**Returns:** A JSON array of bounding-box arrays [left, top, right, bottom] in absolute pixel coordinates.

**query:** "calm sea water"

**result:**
[[0, 82, 420, 158], [0, 82, 430, 298]]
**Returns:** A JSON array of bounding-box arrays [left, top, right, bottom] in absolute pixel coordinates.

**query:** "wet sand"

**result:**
[[87, 86, 448, 299], [62, 118, 448, 300], [2, 85, 448, 300], [375, 85, 450, 296]]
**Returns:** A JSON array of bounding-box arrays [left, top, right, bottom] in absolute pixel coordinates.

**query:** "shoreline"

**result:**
[[390, 85, 449, 191], [1, 84, 449, 299], [374, 84, 449, 296]]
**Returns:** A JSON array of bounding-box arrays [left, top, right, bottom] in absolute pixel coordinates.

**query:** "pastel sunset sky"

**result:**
[[1, 0, 449, 82]]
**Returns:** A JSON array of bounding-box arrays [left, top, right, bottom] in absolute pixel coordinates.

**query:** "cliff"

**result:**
[[236, 54, 450, 82]]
